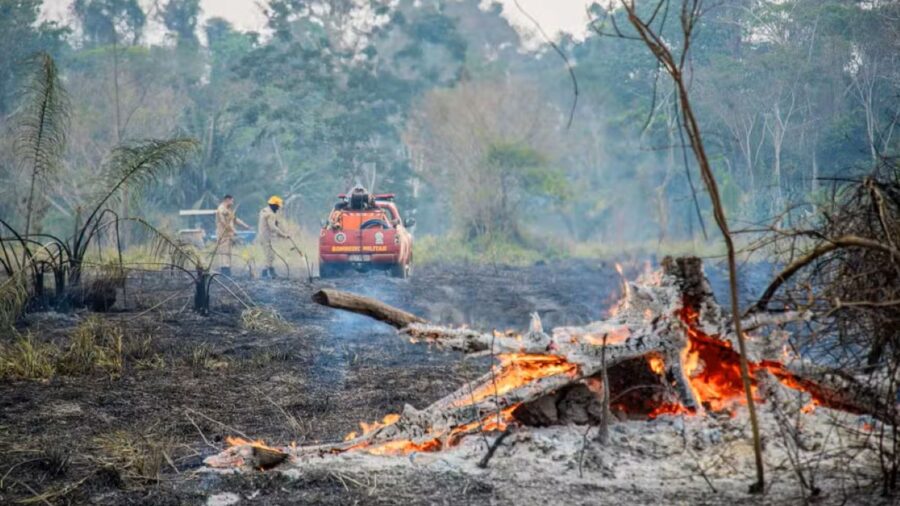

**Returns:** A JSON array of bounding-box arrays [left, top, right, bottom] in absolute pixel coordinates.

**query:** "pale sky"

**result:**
[[41, 0, 594, 43]]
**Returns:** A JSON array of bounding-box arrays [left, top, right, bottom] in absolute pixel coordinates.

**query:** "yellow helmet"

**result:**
[[267, 195, 284, 207]]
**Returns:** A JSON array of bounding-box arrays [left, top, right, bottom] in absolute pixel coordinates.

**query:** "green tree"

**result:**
[[73, 0, 146, 46], [0, 0, 67, 115], [160, 0, 201, 48]]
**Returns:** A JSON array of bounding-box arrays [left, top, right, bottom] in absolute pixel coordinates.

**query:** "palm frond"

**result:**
[[13, 52, 70, 236], [75, 138, 199, 253], [92, 138, 199, 215], [126, 217, 202, 272]]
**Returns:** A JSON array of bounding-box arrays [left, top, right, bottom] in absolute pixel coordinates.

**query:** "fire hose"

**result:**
[[287, 236, 314, 282]]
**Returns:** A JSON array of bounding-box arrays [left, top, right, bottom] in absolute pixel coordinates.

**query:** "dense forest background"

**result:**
[[1, 0, 898, 255]]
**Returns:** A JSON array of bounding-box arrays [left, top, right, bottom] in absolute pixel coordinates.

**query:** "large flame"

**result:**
[[457, 353, 578, 407], [674, 305, 829, 415], [336, 354, 578, 457], [678, 306, 749, 412], [333, 283, 831, 457]]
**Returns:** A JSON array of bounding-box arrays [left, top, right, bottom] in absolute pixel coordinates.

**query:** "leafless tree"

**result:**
[[592, 0, 766, 492]]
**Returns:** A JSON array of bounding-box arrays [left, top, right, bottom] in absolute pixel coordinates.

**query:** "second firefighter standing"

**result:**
[[257, 195, 291, 278]]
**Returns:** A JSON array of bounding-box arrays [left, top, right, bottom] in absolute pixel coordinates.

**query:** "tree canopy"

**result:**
[[0, 0, 897, 248]]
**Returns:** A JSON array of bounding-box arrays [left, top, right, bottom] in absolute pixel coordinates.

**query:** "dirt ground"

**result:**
[[0, 260, 631, 505]]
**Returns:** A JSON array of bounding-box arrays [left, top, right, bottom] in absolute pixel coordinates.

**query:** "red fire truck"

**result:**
[[318, 188, 414, 278]]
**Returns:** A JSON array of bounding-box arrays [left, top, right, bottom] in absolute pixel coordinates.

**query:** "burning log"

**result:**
[[766, 362, 898, 424], [206, 437, 288, 470], [209, 256, 895, 469], [312, 288, 426, 328]]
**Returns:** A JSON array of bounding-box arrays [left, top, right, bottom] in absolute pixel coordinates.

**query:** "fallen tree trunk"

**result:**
[[312, 288, 426, 328], [255, 258, 895, 460]]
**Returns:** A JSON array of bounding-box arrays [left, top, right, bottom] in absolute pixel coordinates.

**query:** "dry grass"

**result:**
[[0, 316, 154, 380], [57, 316, 125, 377], [0, 270, 32, 331], [93, 429, 179, 485], [0, 333, 56, 379], [247, 348, 291, 368], [186, 342, 231, 370], [241, 307, 293, 334], [0, 309, 286, 381], [124, 333, 166, 369]]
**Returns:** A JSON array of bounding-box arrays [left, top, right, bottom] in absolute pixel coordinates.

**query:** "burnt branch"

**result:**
[[312, 288, 426, 328]]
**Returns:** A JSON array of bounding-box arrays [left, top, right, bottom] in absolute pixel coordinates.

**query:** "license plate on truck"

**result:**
[[348, 254, 371, 262]]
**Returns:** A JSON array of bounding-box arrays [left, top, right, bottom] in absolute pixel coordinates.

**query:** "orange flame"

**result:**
[[582, 326, 631, 346], [675, 305, 842, 417], [648, 355, 665, 375], [457, 354, 578, 407], [225, 269, 843, 465], [363, 438, 443, 455], [344, 413, 401, 442], [337, 354, 576, 457], [648, 402, 691, 419], [678, 306, 755, 412], [344, 405, 520, 456], [225, 436, 280, 451]]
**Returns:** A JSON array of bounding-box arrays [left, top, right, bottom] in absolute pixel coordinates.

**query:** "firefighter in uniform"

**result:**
[[257, 195, 291, 278], [215, 194, 250, 276]]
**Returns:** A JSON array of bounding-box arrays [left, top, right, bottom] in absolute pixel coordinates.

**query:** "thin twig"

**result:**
[[183, 407, 252, 442], [477, 428, 512, 469], [512, 0, 578, 129], [125, 285, 191, 321], [184, 411, 218, 450], [578, 425, 593, 478]]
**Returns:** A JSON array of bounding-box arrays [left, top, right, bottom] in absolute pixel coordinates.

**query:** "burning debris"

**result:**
[[205, 437, 288, 470], [205, 256, 893, 475]]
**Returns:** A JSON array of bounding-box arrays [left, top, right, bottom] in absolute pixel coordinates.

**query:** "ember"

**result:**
[[213, 436, 288, 470], [678, 306, 748, 412], [675, 305, 836, 416], [341, 405, 519, 456], [648, 355, 665, 375], [344, 413, 401, 440], [458, 353, 578, 406]]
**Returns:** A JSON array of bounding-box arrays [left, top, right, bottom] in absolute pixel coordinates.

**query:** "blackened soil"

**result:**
[[0, 259, 756, 505]]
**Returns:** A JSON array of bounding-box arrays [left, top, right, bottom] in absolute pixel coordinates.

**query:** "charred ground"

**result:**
[[0, 260, 658, 505]]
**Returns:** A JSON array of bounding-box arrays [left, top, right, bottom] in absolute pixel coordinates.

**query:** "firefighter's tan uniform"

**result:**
[[257, 205, 290, 271], [215, 202, 248, 269]]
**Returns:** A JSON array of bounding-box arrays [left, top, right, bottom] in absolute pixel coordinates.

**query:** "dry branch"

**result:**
[[750, 235, 900, 314]]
